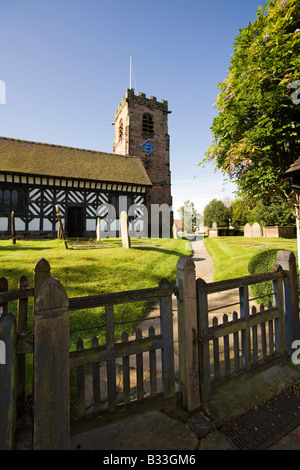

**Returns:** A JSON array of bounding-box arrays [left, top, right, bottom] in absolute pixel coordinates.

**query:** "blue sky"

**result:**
[[0, 0, 268, 218]]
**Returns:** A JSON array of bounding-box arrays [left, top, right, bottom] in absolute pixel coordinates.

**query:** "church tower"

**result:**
[[113, 89, 172, 236]]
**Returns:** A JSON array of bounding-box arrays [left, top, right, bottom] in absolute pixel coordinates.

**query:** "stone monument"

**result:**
[[120, 211, 131, 248]]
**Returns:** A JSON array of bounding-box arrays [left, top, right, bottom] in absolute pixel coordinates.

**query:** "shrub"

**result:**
[[247, 249, 296, 306]]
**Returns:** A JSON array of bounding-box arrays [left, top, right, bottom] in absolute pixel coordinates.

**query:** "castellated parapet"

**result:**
[[114, 89, 171, 121]]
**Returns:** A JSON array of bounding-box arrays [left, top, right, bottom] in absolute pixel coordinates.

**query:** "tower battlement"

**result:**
[[115, 89, 170, 121]]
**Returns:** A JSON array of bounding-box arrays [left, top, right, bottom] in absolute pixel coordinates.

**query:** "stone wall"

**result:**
[[244, 223, 296, 238]]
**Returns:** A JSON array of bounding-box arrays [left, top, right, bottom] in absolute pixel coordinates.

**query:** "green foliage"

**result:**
[[201, 0, 300, 201], [247, 195, 295, 225], [204, 199, 230, 227], [248, 246, 299, 305], [248, 248, 280, 304], [230, 198, 252, 227]]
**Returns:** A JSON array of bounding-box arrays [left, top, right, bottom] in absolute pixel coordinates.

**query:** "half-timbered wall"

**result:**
[[0, 176, 147, 238]]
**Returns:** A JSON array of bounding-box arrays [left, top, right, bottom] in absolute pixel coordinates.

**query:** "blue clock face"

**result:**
[[141, 140, 155, 155]]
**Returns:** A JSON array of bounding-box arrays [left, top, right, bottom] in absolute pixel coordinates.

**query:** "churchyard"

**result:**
[[0, 236, 191, 350]]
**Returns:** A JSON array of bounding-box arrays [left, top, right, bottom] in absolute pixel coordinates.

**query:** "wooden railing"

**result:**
[[176, 250, 300, 411], [0, 258, 177, 449]]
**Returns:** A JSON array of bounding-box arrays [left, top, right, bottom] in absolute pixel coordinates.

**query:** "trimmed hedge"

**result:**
[[248, 248, 298, 306]]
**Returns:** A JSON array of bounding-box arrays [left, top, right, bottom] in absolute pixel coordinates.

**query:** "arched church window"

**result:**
[[142, 113, 154, 138]]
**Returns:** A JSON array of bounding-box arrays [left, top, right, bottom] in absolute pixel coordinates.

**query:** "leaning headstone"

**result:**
[[172, 223, 178, 239], [244, 223, 252, 237], [251, 222, 262, 237], [120, 211, 131, 248]]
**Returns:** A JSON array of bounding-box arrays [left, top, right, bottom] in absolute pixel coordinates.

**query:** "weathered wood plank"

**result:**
[[76, 339, 86, 419], [251, 306, 258, 363], [68, 285, 175, 310], [197, 278, 211, 403], [149, 326, 157, 397], [92, 337, 101, 415], [212, 317, 220, 380], [260, 305, 267, 358], [34, 258, 51, 308], [200, 307, 280, 341], [0, 286, 34, 304], [276, 250, 300, 352], [121, 332, 130, 405], [0, 313, 17, 450], [0, 277, 8, 315], [176, 256, 200, 411], [33, 277, 70, 450], [69, 334, 164, 367], [233, 311, 240, 371], [105, 305, 117, 412], [223, 314, 230, 375], [206, 265, 284, 294], [273, 276, 286, 357], [16, 275, 29, 414], [240, 285, 250, 370], [159, 279, 175, 400], [136, 329, 144, 401]]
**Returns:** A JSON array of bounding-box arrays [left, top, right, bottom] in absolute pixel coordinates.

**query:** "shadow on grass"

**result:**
[[132, 245, 190, 257]]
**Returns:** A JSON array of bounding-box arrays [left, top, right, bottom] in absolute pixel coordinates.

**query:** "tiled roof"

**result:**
[[0, 137, 152, 186]]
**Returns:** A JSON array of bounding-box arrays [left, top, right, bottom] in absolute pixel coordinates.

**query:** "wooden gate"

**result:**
[[176, 250, 300, 411], [197, 265, 287, 403], [0, 258, 177, 450]]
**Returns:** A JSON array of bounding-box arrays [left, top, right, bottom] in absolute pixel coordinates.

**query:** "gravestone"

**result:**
[[120, 211, 131, 248], [244, 223, 252, 237], [212, 222, 218, 228], [172, 223, 178, 239], [96, 217, 101, 241], [251, 222, 262, 237]]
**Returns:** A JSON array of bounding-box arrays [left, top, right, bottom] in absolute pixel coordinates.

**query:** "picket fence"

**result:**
[[0, 250, 299, 449]]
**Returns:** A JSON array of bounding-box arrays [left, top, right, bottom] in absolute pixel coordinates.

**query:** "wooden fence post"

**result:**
[[159, 279, 175, 399], [0, 313, 17, 450], [276, 250, 300, 354], [197, 278, 210, 405], [34, 277, 70, 450], [176, 256, 200, 411], [16, 275, 29, 414], [34, 258, 51, 308]]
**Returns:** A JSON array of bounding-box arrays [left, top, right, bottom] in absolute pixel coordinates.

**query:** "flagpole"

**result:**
[[130, 56, 132, 89]]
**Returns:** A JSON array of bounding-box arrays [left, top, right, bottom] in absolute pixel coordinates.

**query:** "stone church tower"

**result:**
[[113, 89, 172, 236]]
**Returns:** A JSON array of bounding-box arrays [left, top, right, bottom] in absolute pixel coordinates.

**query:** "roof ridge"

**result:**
[[0, 136, 139, 159]]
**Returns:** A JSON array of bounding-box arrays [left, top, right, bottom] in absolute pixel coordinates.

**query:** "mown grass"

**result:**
[[0, 239, 191, 349], [1, 237, 192, 413], [204, 236, 298, 282], [1, 237, 191, 349]]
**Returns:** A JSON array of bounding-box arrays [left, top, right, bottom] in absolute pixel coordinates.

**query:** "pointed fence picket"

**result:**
[[0, 257, 177, 449], [69, 279, 176, 434]]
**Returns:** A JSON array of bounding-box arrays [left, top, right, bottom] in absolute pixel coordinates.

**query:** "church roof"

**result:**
[[0, 137, 152, 187]]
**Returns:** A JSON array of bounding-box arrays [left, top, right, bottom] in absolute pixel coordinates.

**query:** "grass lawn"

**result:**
[[0, 237, 191, 349], [204, 236, 298, 282]]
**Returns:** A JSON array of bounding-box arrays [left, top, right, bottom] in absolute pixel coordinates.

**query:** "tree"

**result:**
[[201, 0, 300, 206], [230, 198, 252, 227], [248, 195, 295, 226], [177, 200, 201, 232], [204, 199, 230, 227]]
